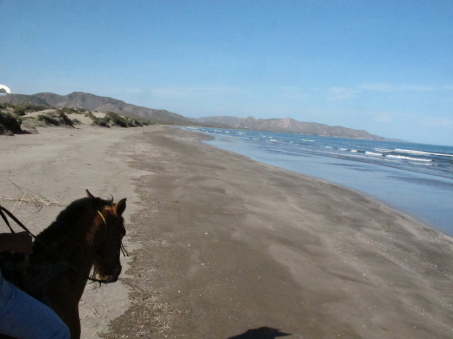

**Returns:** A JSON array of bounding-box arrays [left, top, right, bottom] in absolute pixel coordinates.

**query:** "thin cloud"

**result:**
[[374, 115, 394, 123], [100, 87, 145, 95], [327, 87, 357, 100], [282, 93, 311, 99], [276, 86, 311, 100], [151, 86, 243, 98], [421, 117, 453, 128], [361, 83, 436, 92]]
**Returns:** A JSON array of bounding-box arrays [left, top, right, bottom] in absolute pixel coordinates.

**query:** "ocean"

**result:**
[[181, 127, 453, 236]]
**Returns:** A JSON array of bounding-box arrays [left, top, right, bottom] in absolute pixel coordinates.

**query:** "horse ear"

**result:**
[[86, 189, 95, 198], [114, 198, 126, 216]]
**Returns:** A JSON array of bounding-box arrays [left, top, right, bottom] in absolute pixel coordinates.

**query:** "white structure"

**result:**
[[0, 85, 11, 94]]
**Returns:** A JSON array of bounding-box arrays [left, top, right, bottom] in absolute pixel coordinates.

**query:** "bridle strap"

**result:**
[[96, 210, 107, 225], [96, 209, 108, 248], [96, 210, 128, 257]]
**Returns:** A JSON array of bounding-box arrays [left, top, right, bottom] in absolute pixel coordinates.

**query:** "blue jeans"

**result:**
[[0, 272, 70, 339]]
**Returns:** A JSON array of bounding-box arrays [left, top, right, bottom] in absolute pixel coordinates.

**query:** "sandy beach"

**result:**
[[1, 124, 453, 339]]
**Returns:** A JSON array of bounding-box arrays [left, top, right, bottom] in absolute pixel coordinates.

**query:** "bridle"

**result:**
[[95, 209, 128, 257], [0, 205, 127, 285]]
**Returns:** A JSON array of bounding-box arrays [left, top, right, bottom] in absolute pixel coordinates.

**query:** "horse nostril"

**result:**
[[114, 264, 122, 276], [106, 264, 122, 283]]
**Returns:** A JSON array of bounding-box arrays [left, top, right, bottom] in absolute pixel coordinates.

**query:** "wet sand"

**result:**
[[1, 125, 453, 338]]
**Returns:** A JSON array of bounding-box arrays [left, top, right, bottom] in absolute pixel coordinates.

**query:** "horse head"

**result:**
[[87, 190, 127, 284]]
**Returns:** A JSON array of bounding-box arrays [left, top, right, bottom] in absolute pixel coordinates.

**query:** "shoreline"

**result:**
[[1, 125, 453, 338], [197, 128, 453, 236]]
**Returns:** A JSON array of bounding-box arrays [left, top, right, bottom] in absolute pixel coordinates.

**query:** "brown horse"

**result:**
[[0, 190, 127, 339]]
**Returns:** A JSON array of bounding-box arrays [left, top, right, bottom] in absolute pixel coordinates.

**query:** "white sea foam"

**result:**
[[341, 153, 371, 160], [351, 149, 358, 152], [325, 146, 332, 149], [339, 148, 348, 151], [395, 149, 453, 157], [409, 162, 433, 166], [366, 151, 383, 156], [386, 155, 432, 162]]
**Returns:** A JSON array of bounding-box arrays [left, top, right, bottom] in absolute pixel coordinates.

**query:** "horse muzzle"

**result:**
[[99, 264, 122, 283]]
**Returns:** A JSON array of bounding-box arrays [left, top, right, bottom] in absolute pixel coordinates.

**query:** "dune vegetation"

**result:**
[[0, 103, 154, 135]]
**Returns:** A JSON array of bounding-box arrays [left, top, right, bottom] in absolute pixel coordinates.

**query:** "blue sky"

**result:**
[[1, 0, 452, 146]]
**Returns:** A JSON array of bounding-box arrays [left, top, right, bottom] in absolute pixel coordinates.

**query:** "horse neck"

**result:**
[[35, 213, 104, 280]]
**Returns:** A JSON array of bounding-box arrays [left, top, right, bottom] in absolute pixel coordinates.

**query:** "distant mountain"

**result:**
[[33, 92, 193, 124], [195, 116, 244, 127], [1, 92, 396, 140], [1, 92, 194, 125], [0, 94, 49, 106], [194, 116, 393, 141]]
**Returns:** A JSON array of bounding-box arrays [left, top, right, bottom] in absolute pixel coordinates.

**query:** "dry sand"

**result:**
[[1, 125, 453, 339], [0, 124, 145, 338]]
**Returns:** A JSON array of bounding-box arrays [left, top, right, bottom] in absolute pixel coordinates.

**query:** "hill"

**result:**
[[1, 92, 194, 125], [0, 94, 50, 106], [194, 116, 393, 141], [1, 92, 396, 140]]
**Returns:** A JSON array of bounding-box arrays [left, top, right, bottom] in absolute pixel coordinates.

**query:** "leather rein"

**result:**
[[0, 205, 127, 285]]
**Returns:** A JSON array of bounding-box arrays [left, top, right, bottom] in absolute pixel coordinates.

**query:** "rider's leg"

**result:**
[[0, 274, 70, 339]]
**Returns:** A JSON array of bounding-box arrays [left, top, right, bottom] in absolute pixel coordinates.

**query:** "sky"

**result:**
[[1, 0, 452, 146]]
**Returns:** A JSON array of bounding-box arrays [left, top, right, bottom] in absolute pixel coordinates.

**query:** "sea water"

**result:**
[[181, 127, 453, 236]]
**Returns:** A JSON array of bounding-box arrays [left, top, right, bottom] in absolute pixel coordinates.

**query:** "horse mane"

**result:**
[[35, 196, 114, 244]]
